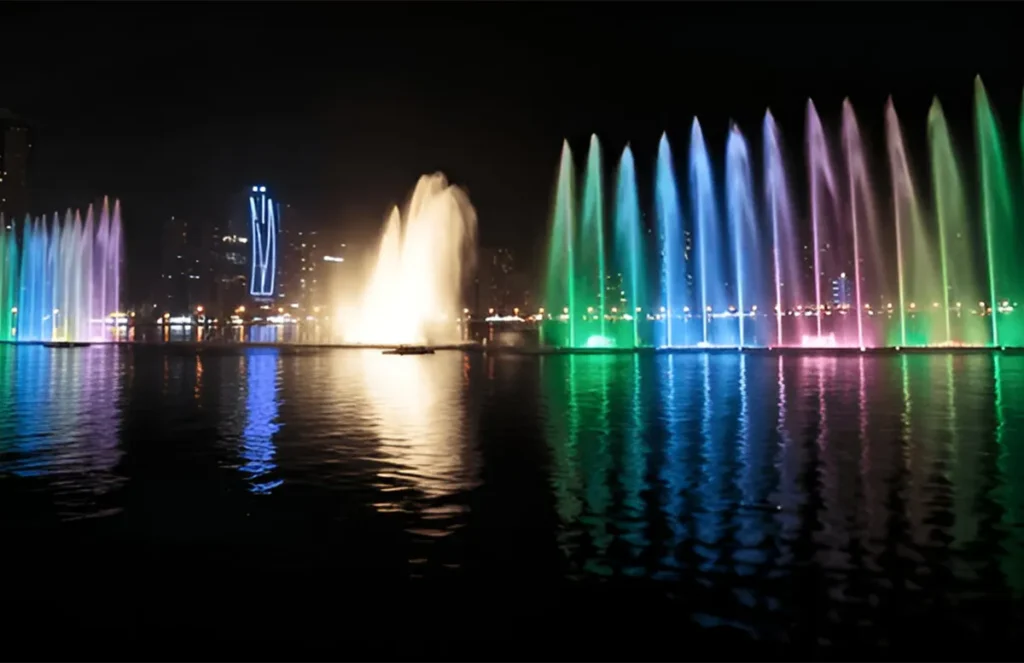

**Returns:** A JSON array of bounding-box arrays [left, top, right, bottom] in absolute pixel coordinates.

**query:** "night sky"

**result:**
[[2, 2, 1022, 294]]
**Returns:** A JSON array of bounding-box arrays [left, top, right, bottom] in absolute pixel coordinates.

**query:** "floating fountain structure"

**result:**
[[0, 198, 123, 343], [541, 76, 1022, 350]]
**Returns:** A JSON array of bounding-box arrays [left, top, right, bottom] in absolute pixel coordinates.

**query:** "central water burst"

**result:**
[[340, 174, 476, 346]]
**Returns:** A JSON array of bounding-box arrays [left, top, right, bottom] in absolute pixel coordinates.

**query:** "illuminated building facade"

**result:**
[[832, 272, 852, 308], [249, 185, 280, 299], [0, 109, 32, 223], [208, 218, 249, 316], [159, 215, 205, 312], [475, 247, 531, 315]]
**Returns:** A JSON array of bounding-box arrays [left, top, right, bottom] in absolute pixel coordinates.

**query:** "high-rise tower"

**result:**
[[0, 109, 32, 222], [249, 185, 280, 299]]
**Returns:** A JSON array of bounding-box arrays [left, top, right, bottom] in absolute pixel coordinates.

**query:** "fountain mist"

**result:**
[[341, 174, 476, 346]]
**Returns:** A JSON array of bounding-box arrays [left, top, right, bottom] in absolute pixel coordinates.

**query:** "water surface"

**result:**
[[2, 345, 1023, 655]]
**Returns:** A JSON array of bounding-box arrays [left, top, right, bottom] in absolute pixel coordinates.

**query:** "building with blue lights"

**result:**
[[249, 185, 280, 299]]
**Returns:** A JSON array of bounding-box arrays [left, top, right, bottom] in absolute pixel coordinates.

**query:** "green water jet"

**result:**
[[975, 77, 1022, 347], [887, 99, 944, 346], [581, 135, 607, 342], [543, 141, 577, 347], [928, 99, 990, 346]]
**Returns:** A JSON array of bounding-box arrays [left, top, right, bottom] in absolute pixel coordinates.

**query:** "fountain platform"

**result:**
[[41, 341, 93, 349], [382, 345, 435, 355]]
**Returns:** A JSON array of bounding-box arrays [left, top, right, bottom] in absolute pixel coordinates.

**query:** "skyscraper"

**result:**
[[0, 109, 32, 222], [249, 185, 280, 300], [832, 272, 852, 308]]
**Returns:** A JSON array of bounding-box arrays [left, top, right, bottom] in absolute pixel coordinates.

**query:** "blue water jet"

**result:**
[[690, 119, 732, 345], [655, 133, 689, 347], [726, 124, 763, 346]]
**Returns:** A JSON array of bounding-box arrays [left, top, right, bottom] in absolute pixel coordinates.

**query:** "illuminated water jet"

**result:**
[[340, 174, 476, 345]]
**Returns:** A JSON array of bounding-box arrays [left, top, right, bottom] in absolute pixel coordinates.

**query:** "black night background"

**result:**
[[2, 1, 1020, 300]]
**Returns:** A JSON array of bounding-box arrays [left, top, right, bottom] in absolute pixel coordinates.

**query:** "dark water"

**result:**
[[2, 345, 1024, 657]]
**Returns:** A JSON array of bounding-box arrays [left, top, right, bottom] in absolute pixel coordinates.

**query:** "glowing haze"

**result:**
[[340, 173, 477, 345]]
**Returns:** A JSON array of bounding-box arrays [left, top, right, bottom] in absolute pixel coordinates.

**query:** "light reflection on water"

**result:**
[[0, 346, 124, 519], [240, 349, 283, 494], [2, 346, 1024, 645]]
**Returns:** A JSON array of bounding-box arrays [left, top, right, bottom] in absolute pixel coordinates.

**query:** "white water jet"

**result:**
[[341, 173, 477, 345]]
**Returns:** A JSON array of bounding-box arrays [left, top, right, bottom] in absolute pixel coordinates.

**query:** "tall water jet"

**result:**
[[580, 135, 608, 344], [975, 76, 1021, 347], [886, 99, 944, 346], [0, 218, 17, 341], [763, 111, 805, 345], [543, 141, 577, 347], [613, 145, 645, 347], [841, 99, 889, 349], [806, 100, 842, 343], [341, 173, 477, 345], [655, 133, 687, 346], [725, 124, 761, 346], [690, 119, 729, 345], [928, 99, 989, 346]]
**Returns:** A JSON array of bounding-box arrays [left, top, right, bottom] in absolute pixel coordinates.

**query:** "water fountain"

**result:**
[[690, 119, 729, 346], [542, 136, 649, 349], [725, 124, 762, 347], [613, 146, 645, 348], [0, 198, 123, 343], [764, 111, 807, 347], [540, 77, 1023, 350], [339, 173, 476, 346], [886, 99, 945, 347], [655, 133, 687, 347], [976, 77, 1023, 347]]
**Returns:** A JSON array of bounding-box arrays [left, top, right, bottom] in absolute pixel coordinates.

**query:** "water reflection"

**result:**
[[240, 349, 283, 494], [0, 346, 124, 519], [2, 347, 1023, 646], [537, 353, 1024, 639], [994, 355, 1024, 595], [354, 351, 477, 505]]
